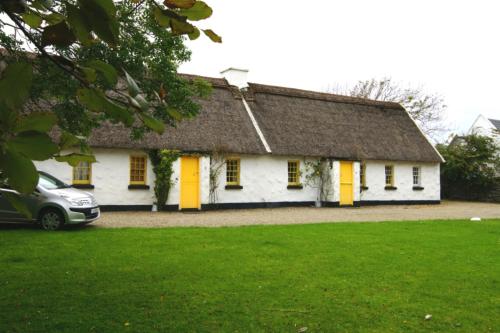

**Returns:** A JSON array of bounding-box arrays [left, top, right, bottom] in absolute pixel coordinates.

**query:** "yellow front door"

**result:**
[[340, 161, 354, 206], [180, 156, 200, 209]]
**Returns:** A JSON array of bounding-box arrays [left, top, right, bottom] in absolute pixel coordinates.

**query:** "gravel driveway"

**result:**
[[95, 200, 500, 228]]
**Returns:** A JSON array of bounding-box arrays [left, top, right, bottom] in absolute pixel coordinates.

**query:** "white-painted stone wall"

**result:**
[[360, 161, 441, 202], [35, 148, 441, 207], [212, 155, 319, 204]]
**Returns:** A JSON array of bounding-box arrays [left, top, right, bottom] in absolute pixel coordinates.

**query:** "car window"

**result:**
[[38, 172, 70, 190]]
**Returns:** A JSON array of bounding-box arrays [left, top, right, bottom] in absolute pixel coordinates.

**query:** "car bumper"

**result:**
[[67, 207, 100, 224]]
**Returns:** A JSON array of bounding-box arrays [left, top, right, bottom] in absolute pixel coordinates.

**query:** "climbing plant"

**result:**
[[304, 158, 332, 203], [149, 149, 180, 211], [208, 149, 226, 204]]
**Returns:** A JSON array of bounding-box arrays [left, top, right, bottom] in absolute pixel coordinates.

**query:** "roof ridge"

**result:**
[[247, 82, 403, 109]]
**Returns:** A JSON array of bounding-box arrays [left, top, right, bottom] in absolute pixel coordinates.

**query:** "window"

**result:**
[[413, 166, 421, 186], [226, 158, 240, 185], [385, 165, 394, 186], [130, 156, 147, 184], [360, 162, 366, 187], [288, 160, 300, 185], [73, 161, 91, 185]]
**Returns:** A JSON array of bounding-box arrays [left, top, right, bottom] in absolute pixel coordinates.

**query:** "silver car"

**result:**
[[0, 171, 100, 230]]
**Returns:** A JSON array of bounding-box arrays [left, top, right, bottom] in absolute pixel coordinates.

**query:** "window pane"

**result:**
[[288, 161, 299, 184], [130, 156, 146, 183], [226, 159, 239, 184]]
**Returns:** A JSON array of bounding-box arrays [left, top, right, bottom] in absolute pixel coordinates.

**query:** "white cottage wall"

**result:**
[[35, 150, 441, 207], [213, 155, 319, 204], [35, 148, 160, 206], [360, 161, 440, 202]]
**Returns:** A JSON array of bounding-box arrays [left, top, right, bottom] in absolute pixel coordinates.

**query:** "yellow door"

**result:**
[[340, 161, 354, 206], [180, 156, 200, 209]]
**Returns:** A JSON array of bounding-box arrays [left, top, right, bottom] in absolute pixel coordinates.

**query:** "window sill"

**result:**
[[225, 185, 243, 190], [72, 184, 95, 189], [413, 186, 424, 191], [287, 184, 303, 190], [128, 184, 150, 190], [384, 186, 398, 191]]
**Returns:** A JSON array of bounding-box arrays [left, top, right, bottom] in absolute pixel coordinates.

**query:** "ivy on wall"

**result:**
[[149, 149, 180, 211]]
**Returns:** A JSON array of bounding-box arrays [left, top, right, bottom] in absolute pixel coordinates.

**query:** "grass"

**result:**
[[0, 220, 499, 333]]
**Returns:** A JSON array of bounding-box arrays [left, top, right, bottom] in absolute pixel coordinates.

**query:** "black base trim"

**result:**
[[412, 186, 425, 191], [71, 184, 95, 189], [384, 186, 398, 190], [100, 200, 440, 212], [225, 185, 243, 190], [287, 185, 303, 190], [360, 200, 440, 206], [202, 201, 314, 210], [128, 184, 150, 190]]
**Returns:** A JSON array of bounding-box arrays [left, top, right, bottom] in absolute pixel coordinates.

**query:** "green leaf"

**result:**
[[66, 3, 92, 46], [153, 7, 170, 27], [166, 107, 183, 121], [80, 66, 97, 83], [0, 149, 38, 194], [55, 153, 96, 167], [42, 12, 65, 25], [170, 18, 195, 35], [140, 114, 165, 134], [134, 95, 149, 111], [59, 131, 82, 150], [179, 1, 212, 21], [79, 0, 119, 46], [188, 26, 200, 40], [164, 0, 196, 9], [31, 0, 54, 11], [8, 132, 59, 161], [203, 29, 222, 43], [41, 21, 76, 47], [0, 61, 33, 110], [21, 12, 43, 28], [77, 88, 134, 126], [86, 60, 118, 86], [14, 112, 57, 133], [124, 71, 141, 97], [2, 191, 32, 219]]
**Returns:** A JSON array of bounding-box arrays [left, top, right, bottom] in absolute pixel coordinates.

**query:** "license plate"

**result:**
[[91, 208, 99, 214]]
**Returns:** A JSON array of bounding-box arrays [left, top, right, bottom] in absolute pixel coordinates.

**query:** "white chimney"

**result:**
[[220, 67, 249, 89]]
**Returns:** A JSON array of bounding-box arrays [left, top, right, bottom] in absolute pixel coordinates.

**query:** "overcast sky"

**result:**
[[179, 0, 500, 138]]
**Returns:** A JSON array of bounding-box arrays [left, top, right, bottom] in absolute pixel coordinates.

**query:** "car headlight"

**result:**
[[61, 196, 84, 206]]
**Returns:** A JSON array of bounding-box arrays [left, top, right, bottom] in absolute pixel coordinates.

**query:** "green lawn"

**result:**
[[0, 220, 499, 333]]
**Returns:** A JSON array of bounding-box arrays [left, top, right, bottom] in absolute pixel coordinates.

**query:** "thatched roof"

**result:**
[[244, 83, 443, 162], [86, 74, 442, 162], [88, 75, 267, 155]]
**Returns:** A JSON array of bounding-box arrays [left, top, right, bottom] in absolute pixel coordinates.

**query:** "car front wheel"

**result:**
[[39, 209, 64, 231]]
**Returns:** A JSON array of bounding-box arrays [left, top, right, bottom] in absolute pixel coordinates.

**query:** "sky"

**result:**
[[179, 0, 500, 139]]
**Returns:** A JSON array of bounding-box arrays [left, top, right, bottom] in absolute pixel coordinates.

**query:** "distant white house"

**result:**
[[36, 69, 444, 211], [448, 115, 500, 152]]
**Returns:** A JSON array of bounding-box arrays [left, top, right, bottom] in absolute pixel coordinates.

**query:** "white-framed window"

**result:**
[[385, 165, 394, 186], [413, 166, 421, 186]]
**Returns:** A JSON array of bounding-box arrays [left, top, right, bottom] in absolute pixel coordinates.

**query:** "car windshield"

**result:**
[[38, 172, 71, 190]]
